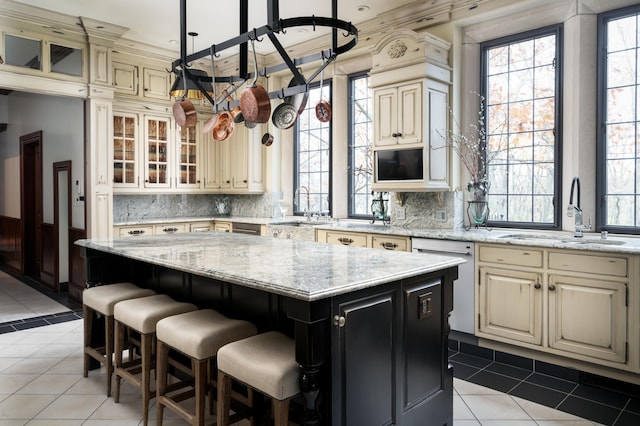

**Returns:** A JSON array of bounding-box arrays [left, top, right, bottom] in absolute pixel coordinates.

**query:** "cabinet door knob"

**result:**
[[548, 284, 556, 291], [534, 283, 541, 289], [333, 315, 346, 328]]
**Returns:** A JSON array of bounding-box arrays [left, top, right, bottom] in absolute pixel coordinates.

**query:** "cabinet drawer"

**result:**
[[117, 226, 154, 237], [548, 252, 627, 277], [371, 235, 410, 252], [154, 223, 186, 235], [323, 231, 368, 248], [478, 245, 543, 268], [190, 222, 214, 232]]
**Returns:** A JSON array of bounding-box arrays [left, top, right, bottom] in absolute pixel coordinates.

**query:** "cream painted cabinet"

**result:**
[[115, 225, 154, 237], [113, 62, 138, 95], [548, 274, 627, 363], [213, 221, 232, 232], [153, 223, 187, 235], [176, 125, 201, 189], [373, 81, 422, 147], [203, 124, 265, 194], [369, 30, 452, 193], [142, 67, 171, 100], [478, 266, 542, 346], [112, 113, 140, 188], [316, 229, 411, 251], [143, 116, 171, 188], [476, 243, 633, 370]]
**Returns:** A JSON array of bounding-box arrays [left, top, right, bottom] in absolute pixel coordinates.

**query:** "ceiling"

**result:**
[[12, 0, 424, 57]]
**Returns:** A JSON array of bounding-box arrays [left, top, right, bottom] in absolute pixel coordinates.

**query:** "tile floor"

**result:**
[[0, 268, 632, 425]]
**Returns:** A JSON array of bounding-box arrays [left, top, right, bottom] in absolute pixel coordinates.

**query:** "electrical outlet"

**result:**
[[396, 207, 406, 220], [435, 209, 447, 222]]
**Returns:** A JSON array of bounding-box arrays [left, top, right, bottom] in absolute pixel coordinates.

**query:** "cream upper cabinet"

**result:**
[[476, 243, 635, 372], [176, 125, 201, 189], [142, 67, 171, 100], [203, 123, 265, 194], [369, 30, 452, 193], [143, 116, 171, 188], [112, 113, 140, 188], [374, 81, 422, 147], [113, 62, 138, 95]]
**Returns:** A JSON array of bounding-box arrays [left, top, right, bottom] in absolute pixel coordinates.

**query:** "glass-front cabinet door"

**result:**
[[144, 116, 170, 188], [113, 113, 138, 188], [177, 125, 200, 188]]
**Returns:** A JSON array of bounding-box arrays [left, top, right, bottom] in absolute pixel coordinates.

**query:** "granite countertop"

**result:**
[[114, 215, 640, 255], [76, 232, 463, 302], [113, 216, 274, 226]]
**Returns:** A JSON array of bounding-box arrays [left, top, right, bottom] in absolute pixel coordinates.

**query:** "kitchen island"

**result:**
[[77, 232, 462, 426]]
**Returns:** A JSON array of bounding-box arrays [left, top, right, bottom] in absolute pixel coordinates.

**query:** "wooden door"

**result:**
[[397, 81, 422, 145], [373, 86, 398, 147], [20, 131, 43, 279]]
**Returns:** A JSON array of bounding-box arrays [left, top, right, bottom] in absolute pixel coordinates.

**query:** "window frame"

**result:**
[[481, 24, 563, 230], [293, 80, 333, 217], [347, 70, 374, 219], [596, 4, 640, 234]]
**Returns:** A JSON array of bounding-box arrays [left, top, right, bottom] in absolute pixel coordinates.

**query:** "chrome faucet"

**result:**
[[568, 176, 591, 237], [294, 186, 311, 221]]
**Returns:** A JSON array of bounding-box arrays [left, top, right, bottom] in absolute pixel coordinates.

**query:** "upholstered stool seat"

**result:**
[[82, 282, 155, 396], [217, 331, 300, 426], [155, 309, 257, 426], [113, 294, 198, 426]]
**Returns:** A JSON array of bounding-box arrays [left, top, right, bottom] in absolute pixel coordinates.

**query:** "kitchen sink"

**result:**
[[498, 233, 564, 240], [498, 233, 626, 245], [563, 239, 626, 245], [270, 220, 329, 227]]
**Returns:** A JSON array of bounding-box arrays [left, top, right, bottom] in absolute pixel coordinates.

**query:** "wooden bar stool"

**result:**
[[155, 309, 257, 426], [113, 294, 198, 426], [82, 282, 155, 396], [217, 331, 300, 426]]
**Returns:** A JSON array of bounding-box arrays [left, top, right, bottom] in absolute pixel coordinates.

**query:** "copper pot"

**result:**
[[173, 98, 197, 127], [212, 111, 234, 141], [239, 40, 271, 123]]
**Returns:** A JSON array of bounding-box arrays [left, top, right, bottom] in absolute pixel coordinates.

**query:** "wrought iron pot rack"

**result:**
[[171, 0, 359, 112]]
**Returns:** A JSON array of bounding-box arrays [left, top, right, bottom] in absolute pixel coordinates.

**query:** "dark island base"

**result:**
[[82, 247, 456, 426]]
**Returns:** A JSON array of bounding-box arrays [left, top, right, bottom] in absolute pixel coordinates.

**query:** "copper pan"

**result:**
[[239, 39, 271, 123]]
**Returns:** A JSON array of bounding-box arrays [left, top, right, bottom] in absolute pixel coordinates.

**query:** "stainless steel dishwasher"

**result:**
[[412, 238, 475, 334]]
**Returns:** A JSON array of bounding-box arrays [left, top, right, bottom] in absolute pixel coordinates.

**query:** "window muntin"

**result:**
[[482, 26, 562, 228], [294, 82, 332, 216], [597, 5, 640, 232], [348, 73, 373, 218]]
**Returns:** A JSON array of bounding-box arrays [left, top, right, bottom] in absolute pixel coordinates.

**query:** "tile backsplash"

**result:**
[[113, 191, 462, 229]]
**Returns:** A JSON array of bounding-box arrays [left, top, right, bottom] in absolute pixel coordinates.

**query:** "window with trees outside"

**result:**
[[482, 25, 562, 228], [294, 82, 332, 217], [597, 5, 640, 233], [348, 72, 373, 218]]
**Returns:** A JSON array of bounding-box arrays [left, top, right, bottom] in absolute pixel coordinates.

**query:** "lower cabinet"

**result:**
[[332, 274, 452, 425], [476, 243, 632, 370], [478, 266, 542, 346], [316, 229, 411, 251]]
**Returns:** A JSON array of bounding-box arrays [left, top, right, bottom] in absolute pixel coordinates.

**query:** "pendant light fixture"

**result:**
[[170, 32, 214, 100]]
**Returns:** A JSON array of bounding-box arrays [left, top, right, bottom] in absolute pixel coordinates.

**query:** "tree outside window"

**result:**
[[482, 26, 562, 228], [348, 73, 373, 218]]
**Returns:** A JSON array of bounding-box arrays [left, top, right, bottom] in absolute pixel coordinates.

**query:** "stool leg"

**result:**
[[141, 333, 153, 426], [105, 314, 114, 397], [195, 359, 207, 426], [216, 370, 232, 426], [82, 305, 92, 378], [113, 319, 124, 403], [272, 399, 291, 426], [156, 339, 169, 426]]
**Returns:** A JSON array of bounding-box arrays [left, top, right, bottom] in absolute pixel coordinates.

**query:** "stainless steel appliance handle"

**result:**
[[414, 248, 471, 256]]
